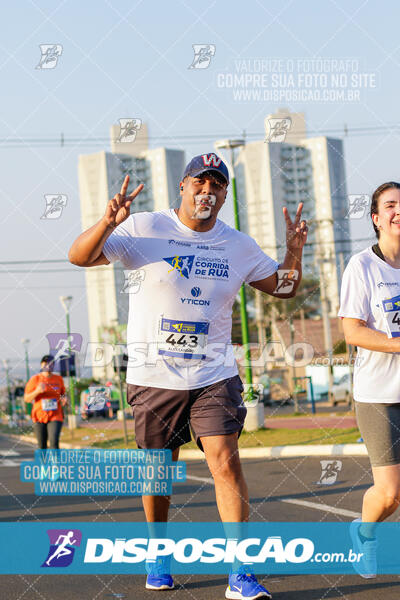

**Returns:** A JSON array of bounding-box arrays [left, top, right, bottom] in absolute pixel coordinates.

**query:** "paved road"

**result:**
[[0, 433, 399, 599]]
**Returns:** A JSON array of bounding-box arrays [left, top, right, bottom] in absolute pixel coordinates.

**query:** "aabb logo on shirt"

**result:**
[[201, 153, 221, 167], [163, 255, 195, 279]]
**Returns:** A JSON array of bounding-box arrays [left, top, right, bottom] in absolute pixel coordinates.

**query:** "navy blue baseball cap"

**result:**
[[183, 153, 229, 184]]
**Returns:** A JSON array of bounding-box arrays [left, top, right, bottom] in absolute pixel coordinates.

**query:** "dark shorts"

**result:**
[[355, 401, 400, 467], [127, 375, 246, 452]]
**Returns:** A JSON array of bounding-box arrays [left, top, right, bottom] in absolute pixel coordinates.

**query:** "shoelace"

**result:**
[[235, 572, 262, 587], [148, 558, 170, 577]]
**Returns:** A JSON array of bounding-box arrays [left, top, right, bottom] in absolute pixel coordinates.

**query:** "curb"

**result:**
[[3, 432, 367, 459], [3, 433, 83, 450], [179, 444, 367, 460]]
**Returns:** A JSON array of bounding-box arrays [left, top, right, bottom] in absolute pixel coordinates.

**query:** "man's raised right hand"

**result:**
[[36, 382, 47, 395], [103, 175, 144, 229]]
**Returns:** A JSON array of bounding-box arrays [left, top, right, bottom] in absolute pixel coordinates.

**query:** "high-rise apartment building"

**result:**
[[235, 110, 350, 316]]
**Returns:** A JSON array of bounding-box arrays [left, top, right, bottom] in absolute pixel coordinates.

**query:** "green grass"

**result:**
[[62, 426, 360, 450], [0, 420, 361, 450]]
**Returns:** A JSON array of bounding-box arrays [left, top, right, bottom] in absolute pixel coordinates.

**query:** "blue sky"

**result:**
[[1, 0, 399, 380]]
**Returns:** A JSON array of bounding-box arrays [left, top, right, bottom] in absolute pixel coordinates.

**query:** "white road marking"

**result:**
[[0, 450, 20, 457], [185, 475, 361, 518], [185, 474, 214, 485], [0, 458, 23, 467], [280, 498, 361, 518]]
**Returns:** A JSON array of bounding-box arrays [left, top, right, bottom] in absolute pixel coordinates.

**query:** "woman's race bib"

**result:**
[[41, 398, 58, 411], [382, 294, 400, 338]]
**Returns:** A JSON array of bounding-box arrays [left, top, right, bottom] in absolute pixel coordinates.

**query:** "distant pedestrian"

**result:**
[[24, 355, 67, 449]]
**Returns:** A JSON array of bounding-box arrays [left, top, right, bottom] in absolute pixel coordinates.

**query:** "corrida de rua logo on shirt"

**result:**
[[163, 255, 195, 279], [163, 254, 229, 280]]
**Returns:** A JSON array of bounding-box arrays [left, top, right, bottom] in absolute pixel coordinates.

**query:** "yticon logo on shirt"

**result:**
[[194, 256, 230, 280], [180, 287, 211, 306], [163, 255, 195, 279], [42, 529, 82, 568]]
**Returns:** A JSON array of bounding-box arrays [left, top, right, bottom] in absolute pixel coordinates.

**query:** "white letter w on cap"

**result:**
[[201, 154, 221, 167]]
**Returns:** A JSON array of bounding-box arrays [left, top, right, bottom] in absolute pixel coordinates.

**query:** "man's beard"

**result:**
[[191, 194, 216, 220]]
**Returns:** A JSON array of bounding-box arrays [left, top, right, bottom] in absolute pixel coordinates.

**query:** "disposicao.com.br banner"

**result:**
[[0, 522, 399, 575]]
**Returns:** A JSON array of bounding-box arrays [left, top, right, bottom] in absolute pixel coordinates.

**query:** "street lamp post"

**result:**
[[111, 320, 129, 446], [2, 359, 12, 417], [214, 139, 253, 393], [21, 339, 30, 382], [59, 296, 76, 416]]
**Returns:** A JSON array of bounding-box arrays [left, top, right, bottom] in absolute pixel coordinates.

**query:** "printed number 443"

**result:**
[[165, 334, 198, 348]]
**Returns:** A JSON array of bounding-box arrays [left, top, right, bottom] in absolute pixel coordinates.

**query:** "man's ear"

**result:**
[[179, 180, 184, 196]]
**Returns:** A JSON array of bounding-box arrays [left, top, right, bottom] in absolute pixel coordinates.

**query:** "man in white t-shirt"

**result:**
[[69, 153, 308, 598]]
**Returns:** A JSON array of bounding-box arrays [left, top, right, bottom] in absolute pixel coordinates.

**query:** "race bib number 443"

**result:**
[[382, 294, 400, 338], [158, 317, 209, 360]]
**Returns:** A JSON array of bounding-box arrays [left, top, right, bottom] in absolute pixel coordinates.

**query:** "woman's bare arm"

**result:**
[[342, 317, 400, 353]]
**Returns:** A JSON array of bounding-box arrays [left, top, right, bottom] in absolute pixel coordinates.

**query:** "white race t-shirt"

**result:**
[[338, 246, 400, 403], [103, 209, 279, 389]]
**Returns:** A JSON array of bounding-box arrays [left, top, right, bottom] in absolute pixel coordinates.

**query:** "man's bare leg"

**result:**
[[141, 447, 180, 521], [201, 433, 249, 521]]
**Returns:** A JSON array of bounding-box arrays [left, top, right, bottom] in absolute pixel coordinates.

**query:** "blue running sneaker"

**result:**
[[225, 567, 272, 599], [349, 518, 377, 579], [145, 556, 174, 591]]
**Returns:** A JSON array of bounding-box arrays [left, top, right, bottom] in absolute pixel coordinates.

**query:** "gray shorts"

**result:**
[[355, 401, 400, 467], [127, 375, 247, 452]]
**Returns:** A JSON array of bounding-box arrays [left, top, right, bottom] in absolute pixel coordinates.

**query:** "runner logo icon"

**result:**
[[317, 460, 342, 485], [42, 529, 82, 568], [163, 255, 195, 279]]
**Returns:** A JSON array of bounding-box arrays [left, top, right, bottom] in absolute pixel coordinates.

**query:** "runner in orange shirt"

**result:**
[[24, 355, 67, 449]]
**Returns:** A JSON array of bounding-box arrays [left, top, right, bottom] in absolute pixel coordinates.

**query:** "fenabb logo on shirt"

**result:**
[[168, 239, 191, 248], [377, 281, 399, 289], [163, 255, 230, 280], [166, 241, 225, 252], [180, 287, 211, 306]]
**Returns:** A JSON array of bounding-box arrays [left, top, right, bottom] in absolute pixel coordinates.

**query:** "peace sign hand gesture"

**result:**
[[283, 202, 308, 250], [104, 175, 144, 229]]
